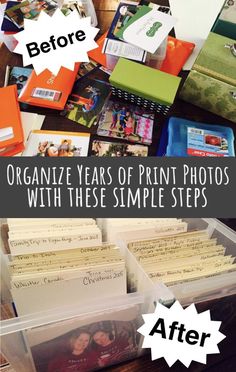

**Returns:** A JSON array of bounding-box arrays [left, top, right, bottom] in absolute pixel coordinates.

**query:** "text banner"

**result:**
[[0, 158, 235, 217]]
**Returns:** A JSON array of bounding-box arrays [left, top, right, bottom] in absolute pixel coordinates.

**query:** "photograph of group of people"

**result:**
[[97, 98, 154, 145], [36, 139, 82, 157], [22, 130, 90, 157]]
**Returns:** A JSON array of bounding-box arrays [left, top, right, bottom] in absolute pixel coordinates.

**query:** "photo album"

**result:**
[[0, 85, 25, 156]]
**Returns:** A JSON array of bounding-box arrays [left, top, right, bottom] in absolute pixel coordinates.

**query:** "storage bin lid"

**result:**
[[193, 32, 236, 86], [109, 58, 181, 106]]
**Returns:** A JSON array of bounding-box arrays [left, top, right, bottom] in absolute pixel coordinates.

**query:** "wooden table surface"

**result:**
[[0, 1, 236, 371]]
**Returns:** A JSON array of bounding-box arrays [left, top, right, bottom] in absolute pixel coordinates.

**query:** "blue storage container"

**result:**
[[164, 117, 235, 157]]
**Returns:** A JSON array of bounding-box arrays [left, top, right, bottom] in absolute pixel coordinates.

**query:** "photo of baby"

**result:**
[[97, 98, 154, 145]]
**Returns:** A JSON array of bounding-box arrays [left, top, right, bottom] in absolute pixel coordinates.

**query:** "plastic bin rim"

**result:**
[[0, 290, 156, 336]]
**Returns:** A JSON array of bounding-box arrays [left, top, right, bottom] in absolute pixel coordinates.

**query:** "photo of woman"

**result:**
[[90, 328, 131, 368], [47, 331, 92, 372]]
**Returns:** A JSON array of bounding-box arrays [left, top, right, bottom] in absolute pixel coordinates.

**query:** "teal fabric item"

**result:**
[[212, 19, 236, 40]]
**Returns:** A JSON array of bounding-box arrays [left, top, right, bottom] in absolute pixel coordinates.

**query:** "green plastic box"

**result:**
[[109, 58, 181, 107]]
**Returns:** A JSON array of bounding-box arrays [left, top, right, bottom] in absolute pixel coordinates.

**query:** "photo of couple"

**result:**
[[29, 320, 140, 372]]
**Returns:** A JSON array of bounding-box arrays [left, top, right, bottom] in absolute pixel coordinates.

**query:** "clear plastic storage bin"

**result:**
[[105, 38, 168, 71], [1, 218, 236, 372], [116, 218, 236, 306], [0, 289, 166, 372]]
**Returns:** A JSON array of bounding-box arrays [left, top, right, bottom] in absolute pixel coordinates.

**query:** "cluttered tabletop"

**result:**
[[0, 0, 236, 371], [0, 0, 236, 157]]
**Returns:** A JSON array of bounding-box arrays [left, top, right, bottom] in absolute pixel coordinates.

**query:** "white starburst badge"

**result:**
[[138, 301, 226, 368], [14, 10, 99, 75]]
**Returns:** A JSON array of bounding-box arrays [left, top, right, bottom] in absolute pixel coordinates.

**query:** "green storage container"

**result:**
[[109, 58, 181, 114], [212, 0, 236, 40], [180, 33, 236, 123]]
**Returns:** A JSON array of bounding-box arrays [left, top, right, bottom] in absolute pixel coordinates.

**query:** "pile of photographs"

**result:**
[[2, 61, 153, 156], [2, 0, 91, 31]]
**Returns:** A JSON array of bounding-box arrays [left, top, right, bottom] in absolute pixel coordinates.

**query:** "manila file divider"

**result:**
[[115, 218, 236, 306]]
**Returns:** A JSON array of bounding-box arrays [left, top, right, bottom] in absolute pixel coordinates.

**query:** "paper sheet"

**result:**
[[169, 0, 225, 70], [14, 112, 45, 156], [20, 112, 45, 144]]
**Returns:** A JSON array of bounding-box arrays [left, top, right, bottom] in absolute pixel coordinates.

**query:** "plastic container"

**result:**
[[106, 38, 168, 71], [1, 218, 236, 372], [146, 37, 168, 69], [0, 217, 173, 372], [116, 218, 236, 306], [165, 117, 235, 157], [105, 54, 119, 71], [0, 282, 169, 372]]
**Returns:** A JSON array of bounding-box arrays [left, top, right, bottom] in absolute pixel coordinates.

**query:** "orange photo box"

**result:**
[[0, 85, 24, 156], [160, 36, 195, 76], [19, 63, 80, 110]]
